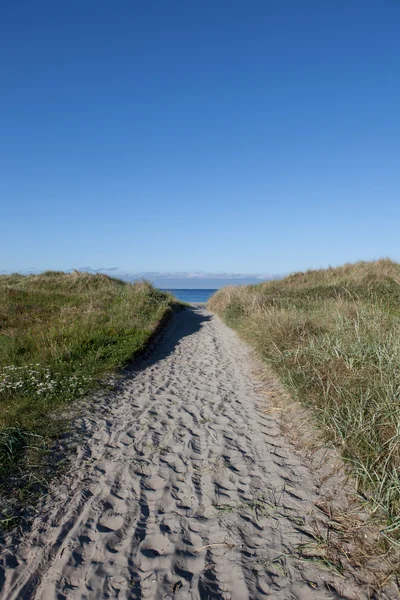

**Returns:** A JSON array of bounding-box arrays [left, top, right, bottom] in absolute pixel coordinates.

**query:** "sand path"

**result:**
[[0, 308, 368, 599]]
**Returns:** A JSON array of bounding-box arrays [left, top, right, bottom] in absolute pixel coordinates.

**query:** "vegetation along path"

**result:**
[[0, 308, 385, 599]]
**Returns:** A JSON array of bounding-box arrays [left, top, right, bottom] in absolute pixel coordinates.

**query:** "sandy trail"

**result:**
[[0, 308, 367, 599]]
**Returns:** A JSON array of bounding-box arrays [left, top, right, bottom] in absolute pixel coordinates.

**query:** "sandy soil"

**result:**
[[0, 308, 386, 599]]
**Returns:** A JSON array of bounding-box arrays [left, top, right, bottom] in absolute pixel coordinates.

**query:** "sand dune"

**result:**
[[0, 308, 382, 599]]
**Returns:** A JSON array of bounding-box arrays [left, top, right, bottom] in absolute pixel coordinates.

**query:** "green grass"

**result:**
[[0, 271, 177, 480], [208, 259, 400, 538]]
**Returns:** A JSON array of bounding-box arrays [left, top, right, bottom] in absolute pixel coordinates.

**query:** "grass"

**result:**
[[0, 271, 177, 491], [208, 258, 400, 538]]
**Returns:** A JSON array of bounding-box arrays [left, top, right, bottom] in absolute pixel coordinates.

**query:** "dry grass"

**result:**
[[208, 259, 400, 540]]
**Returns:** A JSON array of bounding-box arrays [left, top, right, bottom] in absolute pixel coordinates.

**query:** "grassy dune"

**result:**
[[208, 259, 400, 535], [0, 271, 176, 481]]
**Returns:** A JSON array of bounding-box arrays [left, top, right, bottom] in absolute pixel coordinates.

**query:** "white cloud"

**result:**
[[135, 271, 274, 280]]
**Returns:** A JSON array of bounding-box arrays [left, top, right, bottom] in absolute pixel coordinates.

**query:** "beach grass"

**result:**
[[0, 271, 177, 480], [208, 259, 400, 536]]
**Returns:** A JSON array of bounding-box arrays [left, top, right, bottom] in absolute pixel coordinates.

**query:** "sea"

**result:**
[[163, 289, 218, 303]]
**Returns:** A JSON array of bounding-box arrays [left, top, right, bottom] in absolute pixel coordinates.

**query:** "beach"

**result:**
[[0, 307, 388, 599]]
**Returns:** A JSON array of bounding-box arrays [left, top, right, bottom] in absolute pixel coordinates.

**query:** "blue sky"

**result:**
[[1, 0, 400, 285]]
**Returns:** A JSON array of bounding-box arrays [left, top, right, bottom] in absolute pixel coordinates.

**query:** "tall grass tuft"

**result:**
[[0, 427, 34, 472], [208, 259, 400, 534]]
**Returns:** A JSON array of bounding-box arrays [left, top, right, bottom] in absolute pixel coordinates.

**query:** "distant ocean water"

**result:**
[[163, 289, 218, 303]]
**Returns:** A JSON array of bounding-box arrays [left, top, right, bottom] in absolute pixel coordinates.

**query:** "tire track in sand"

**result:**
[[0, 308, 370, 599]]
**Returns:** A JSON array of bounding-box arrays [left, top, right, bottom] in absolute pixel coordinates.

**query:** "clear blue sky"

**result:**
[[1, 0, 399, 277]]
